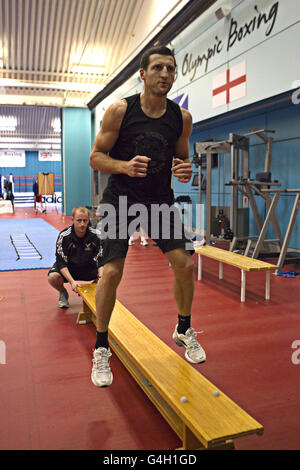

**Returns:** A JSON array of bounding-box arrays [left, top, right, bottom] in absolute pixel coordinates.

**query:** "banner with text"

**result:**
[[0, 150, 25, 167], [39, 151, 61, 162], [169, 0, 300, 121]]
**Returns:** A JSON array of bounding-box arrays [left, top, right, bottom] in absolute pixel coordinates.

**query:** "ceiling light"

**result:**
[[0, 78, 101, 92], [0, 137, 61, 144], [72, 64, 105, 74], [0, 142, 61, 150]]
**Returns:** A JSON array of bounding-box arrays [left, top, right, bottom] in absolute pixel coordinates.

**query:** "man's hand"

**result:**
[[126, 156, 151, 178], [171, 157, 192, 183], [70, 280, 82, 293]]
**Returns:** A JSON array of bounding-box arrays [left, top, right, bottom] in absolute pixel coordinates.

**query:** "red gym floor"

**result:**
[[0, 206, 300, 450]]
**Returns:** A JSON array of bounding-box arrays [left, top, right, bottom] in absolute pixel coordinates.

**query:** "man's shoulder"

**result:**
[[110, 94, 139, 114], [103, 94, 139, 131], [107, 99, 128, 119], [58, 225, 72, 237], [180, 106, 192, 123], [87, 226, 101, 239]]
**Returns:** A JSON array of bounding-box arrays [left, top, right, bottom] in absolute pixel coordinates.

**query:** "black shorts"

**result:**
[[97, 202, 194, 266], [48, 263, 98, 282], [48, 263, 68, 282]]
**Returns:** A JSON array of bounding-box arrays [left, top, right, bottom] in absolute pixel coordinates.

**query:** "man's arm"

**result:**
[[171, 108, 193, 183], [89, 100, 151, 177], [55, 234, 80, 291], [59, 267, 79, 291]]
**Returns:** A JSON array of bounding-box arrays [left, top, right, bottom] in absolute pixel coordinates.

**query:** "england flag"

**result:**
[[212, 61, 246, 108]]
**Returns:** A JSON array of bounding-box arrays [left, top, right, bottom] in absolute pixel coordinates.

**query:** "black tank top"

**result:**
[[101, 93, 183, 205]]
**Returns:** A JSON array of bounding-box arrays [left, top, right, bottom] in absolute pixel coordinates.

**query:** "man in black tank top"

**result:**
[[89, 46, 206, 388]]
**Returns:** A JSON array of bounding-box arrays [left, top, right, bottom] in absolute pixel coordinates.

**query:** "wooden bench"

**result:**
[[77, 283, 263, 450], [195, 245, 276, 302]]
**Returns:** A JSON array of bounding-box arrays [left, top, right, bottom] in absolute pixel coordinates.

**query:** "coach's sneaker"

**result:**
[[140, 237, 148, 246], [193, 237, 206, 248], [91, 347, 113, 387], [58, 288, 70, 308], [173, 325, 206, 364]]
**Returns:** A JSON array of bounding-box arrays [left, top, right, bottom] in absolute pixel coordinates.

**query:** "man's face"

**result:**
[[140, 54, 176, 96], [73, 210, 89, 237]]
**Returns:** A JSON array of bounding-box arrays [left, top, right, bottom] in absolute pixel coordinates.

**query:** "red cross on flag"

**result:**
[[212, 61, 246, 108]]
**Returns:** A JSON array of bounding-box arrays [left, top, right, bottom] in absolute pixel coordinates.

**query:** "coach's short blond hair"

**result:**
[[72, 206, 89, 218]]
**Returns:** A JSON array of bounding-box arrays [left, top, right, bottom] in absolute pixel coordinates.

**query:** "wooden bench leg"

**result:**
[[77, 311, 92, 324], [241, 269, 246, 302], [198, 254, 202, 280], [178, 426, 205, 450], [210, 439, 235, 450], [265, 270, 271, 300], [77, 302, 96, 325], [219, 261, 223, 279]]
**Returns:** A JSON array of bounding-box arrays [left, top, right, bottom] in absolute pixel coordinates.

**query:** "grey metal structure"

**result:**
[[194, 129, 300, 273], [91, 169, 110, 209], [253, 189, 300, 274], [90, 170, 110, 227], [194, 133, 250, 247]]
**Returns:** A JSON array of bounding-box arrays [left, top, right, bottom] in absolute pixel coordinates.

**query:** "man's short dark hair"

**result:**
[[140, 46, 176, 70]]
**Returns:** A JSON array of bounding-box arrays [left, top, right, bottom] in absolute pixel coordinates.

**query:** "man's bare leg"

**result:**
[[95, 257, 125, 332], [48, 272, 69, 308], [48, 272, 65, 292], [92, 257, 125, 387], [165, 248, 194, 317], [165, 248, 206, 364]]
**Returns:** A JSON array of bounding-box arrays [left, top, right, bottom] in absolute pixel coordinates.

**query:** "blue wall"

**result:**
[[0, 151, 61, 192], [62, 107, 92, 215], [173, 91, 300, 249]]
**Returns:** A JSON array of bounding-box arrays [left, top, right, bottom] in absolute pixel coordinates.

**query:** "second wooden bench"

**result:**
[[195, 245, 276, 302]]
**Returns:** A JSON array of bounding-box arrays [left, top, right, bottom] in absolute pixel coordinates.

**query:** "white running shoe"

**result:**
[[128, 237, 134, 246], [91, 347, 113, 387], [140, 238, 148, 246], [173, 325, 206, 364], [58, 288, 70, 308]]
